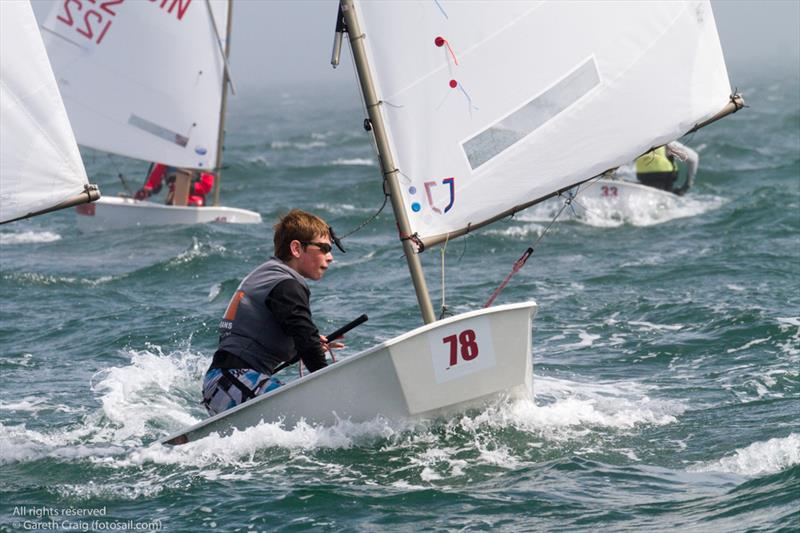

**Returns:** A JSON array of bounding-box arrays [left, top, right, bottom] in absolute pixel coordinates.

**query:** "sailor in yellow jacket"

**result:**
[[635, 141, 699, 196]]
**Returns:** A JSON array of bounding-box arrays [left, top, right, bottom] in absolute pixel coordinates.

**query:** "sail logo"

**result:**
[[409, 177, 455, 215]]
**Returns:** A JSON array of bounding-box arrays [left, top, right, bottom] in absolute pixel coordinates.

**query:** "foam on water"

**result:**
[[0, 421, 124, 464], [270, 140, 327, 150], [726, 337, 771, 353], [166, 237, 226, 268], [125, 417, 402, 468], [1, 347, 205, 464], [628, 320, 684, 332], [1, 339, 687, 474], [53, 480, 165, 500], [207, 282, 222, 301], [484, 223, 545, 239], [476, 376, 684, 438], [0, 396, 80, 414], [90, 347, 207, 443], [776, 317, 800, 359], [244, 154, 271, 167], [311, 202, 376, 215], [1, 272, 115, 287], [331, 158, 374, 166], [560, 330, 602, 350], [0, 230, 61, 245], [690, 434, 800, 476], [524, 191, 727, 228]]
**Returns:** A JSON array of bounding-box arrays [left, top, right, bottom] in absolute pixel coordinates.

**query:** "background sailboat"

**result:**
[[161, 0, 741, 445], [0, 0, 99, 225], [37, 0, 261, 229]]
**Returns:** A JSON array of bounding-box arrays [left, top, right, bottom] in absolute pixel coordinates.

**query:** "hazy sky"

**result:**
[[228, 0, 800, 89], [29, 0, 800, 88]]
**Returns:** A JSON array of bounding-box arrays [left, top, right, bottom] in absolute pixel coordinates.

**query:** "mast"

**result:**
[[341, 0, 436, 324], [211, 0, 233, 207]]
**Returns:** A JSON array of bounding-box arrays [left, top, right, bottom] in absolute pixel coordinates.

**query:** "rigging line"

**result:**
[[106, 153, 133, 196], [569, 172, 622, 220], [439, 233, 450, 319], [483, 190, 576, 308], [329, 36, 391, 242], [565, 186, 599, 219], [340, 187, 389, 240], [204, 0, 236, 95]]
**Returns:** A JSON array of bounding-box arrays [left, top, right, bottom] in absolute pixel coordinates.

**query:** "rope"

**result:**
[[105, 154, 135, 196], [340, 186, 389, 240], [298, 347, 336, 379], [335, 48, 394, 242], [399, 231, 425, 253], [439, 233, 450, 319], [483, 190, 576, 308]]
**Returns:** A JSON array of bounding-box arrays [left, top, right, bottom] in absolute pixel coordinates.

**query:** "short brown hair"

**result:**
[[273, 209, 330, 260]]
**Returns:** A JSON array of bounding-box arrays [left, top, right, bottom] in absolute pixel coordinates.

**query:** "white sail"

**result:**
[[0, 0, 91, 224], [353, 0, 732, 246], [39, 0, 229, 170]]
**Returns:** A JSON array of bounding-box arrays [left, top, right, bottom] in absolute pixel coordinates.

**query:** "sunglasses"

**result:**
[[301, 241, 333, 254]]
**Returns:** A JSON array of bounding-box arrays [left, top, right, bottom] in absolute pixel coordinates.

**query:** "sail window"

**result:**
[[128, 114, 189, 147], [463, 57, 600, 170]]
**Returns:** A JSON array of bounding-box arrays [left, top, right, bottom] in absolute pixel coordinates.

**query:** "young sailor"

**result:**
[[635, 141, 699, 195], [202, 209, 342, 416], [134, 163, 215, 206]]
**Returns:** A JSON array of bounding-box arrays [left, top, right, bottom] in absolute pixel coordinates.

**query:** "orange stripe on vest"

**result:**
[[223, 291, 246, 321]]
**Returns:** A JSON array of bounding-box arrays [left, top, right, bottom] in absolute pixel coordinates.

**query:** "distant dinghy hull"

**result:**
[[569, 178, 680, 217], [161, 302, 537, 445], [75, 196, 261, 231]]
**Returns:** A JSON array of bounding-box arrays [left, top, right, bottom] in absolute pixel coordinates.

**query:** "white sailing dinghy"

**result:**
[[556, 176, 681, 222], [37, 0, 261, 230], [162, 0, 740, 445], [0, 0, 99, 225]]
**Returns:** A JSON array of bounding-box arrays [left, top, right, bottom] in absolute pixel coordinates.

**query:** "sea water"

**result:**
[[1, 72, 798, 531]]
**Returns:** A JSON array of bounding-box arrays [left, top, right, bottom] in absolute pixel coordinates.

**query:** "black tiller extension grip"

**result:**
[[325, 313, 368, 342], [271, 314, 368, 375]]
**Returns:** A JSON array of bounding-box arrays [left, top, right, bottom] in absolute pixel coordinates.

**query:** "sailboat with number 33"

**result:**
[[162, 0, 742, 445]]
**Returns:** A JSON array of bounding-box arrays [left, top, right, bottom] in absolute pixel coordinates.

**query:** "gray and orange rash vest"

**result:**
[[217, 257, 308, 374]]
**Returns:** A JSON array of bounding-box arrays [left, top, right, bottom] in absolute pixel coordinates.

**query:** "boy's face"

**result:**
[[290, 234, 333, 280]]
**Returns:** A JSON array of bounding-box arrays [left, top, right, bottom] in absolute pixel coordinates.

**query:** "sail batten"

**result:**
[[39, 0, 230, 170], [353, 0, 733, 244]]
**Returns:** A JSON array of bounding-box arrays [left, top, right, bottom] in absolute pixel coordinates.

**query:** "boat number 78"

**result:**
[[443, 329, 479, 367]]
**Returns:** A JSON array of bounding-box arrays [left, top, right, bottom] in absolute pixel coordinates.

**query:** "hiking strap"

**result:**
[[220, 368, 257, 401]]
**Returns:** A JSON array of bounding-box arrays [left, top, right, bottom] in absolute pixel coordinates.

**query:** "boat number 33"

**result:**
[[601, 185, 619, 197]]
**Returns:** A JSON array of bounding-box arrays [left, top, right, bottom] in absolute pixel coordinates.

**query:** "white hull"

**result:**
[[162, 301, 537, 445], [572, 177, 678, 216], [75, 196, 262, 230]]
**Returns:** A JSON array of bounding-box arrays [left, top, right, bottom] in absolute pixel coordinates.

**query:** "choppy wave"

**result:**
[[2, 74, 798, 530], [0, 341, 687, 475], [691, 434, 800, 476], [525, 191, 728, 228], [165, 237, 227, 269], [0, 231, 61, 245], [271, 140, 327, 150], [1, 271, 116, 287], [331, 158, 375, 166]]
